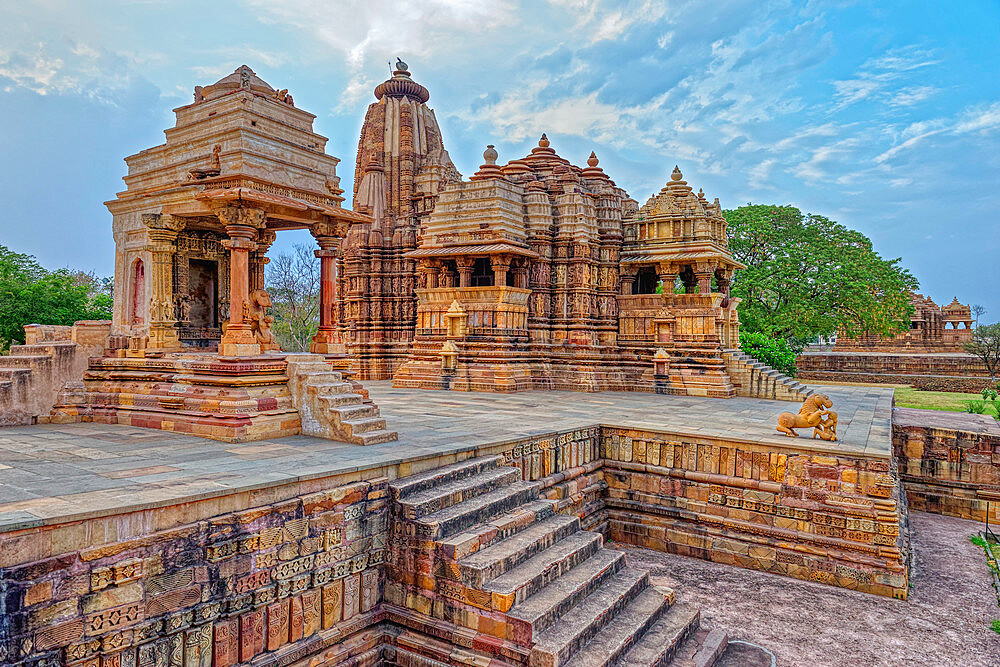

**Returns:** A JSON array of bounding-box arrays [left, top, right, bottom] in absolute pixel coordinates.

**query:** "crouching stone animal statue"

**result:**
[[776, 393, 837, 441], [244, 289, 280, 351]]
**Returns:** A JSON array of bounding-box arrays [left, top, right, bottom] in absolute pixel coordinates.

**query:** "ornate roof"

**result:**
[[373, 59, 430, 103]]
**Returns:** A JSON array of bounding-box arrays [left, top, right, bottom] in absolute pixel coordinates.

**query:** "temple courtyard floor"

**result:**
[[624, 510, 1000, 666], [0, 382, 890, 530]]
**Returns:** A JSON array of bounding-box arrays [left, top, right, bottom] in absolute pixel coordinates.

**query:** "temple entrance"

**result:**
[[188, 259, 218, 329]]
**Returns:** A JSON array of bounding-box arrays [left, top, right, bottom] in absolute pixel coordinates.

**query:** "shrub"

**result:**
[[992, 619, 1000, 635], [964, 399, 987, 414], [740, 331, 799, 377]]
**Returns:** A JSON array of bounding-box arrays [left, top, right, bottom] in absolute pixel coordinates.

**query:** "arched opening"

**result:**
[[130, 258, 145, 325]]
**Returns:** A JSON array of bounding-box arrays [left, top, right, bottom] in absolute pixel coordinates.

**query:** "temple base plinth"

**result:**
[[310, 330, 346, 354], [219, 325, 262, 357]]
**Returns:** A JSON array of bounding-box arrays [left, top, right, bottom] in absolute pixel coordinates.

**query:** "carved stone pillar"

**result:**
[[142, 213, 185, 352], [311, 234, 344, 354], [426, 264, 441, 289], [456, 258, 474, 288], [250, 229, 276, 293], [218, 206, 266, 356], [696, 262, 716, 295], [492, 255, 511, 287], [619, 270, 636, 295], [657, 262, 677, 296]]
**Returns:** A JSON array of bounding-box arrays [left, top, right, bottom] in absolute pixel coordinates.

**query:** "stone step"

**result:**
[[416, 481, 540, 540], [527, 567, 650, 667], [342, 416, 387, 435], [306, 381, 353, 395], [0, 368, 31, 380], [318, 392, 366, 407], [353, 429, 399, 446], [329, 403, 380, 422], [9, 343, 73, 355], [391, 456, 503, 501], [569, 587, 674, 666], [438, 500, 557, 561], [615, 603, 701, 666], [483, 531, 604, 610], [398, 467, 524, 520], [507, 548, 624, 639], [0, 355, 49, 367], [459, 514, 580, 588]]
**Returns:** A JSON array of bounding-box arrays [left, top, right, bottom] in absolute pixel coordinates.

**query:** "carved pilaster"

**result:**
[[141, 213, 185, 352]]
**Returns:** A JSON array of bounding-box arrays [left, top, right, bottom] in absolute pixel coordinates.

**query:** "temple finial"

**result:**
[[587, 152, 599, 167], [539, 133, 549, 148], [671, 165, 683, 181]]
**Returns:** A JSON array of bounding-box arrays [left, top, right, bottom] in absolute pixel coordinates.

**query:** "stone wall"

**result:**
[[0, 468, 390, 667], [797, 350, 989, 393], [595, 427, 909, 599], [892, 407, 1000, 523]]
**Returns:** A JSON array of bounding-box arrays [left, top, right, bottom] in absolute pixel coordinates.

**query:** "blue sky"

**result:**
[[1, 1, 998, 318]]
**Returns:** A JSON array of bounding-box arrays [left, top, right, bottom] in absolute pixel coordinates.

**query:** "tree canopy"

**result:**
[[0, 245, 112, 350], [724, 205, 917, 342]]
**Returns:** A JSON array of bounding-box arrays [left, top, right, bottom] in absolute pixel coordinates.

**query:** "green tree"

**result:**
[[0, 245, 112, 349], [964, 322, 1000, 381], [724, 205, 917, 341], [265, 244, 320, 352]]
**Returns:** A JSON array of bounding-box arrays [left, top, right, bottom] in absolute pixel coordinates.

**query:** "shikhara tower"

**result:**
[[340, 60, 462, 379]]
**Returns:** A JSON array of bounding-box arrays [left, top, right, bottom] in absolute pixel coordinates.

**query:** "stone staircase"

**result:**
[[0, 341, 86, 426], [387, 456, 727, 666], [285, 354, 398, 445], [723, 349, 813, 402]]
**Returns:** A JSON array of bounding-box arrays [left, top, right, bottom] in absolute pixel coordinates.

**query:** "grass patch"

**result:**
[[893, 387, 994, 413]]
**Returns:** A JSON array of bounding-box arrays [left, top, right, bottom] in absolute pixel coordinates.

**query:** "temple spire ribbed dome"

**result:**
[[373, 58, 430, 103]]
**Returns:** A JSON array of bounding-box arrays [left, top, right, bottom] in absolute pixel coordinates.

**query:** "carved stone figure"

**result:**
[[776, 394, 837, 440], [243, 289, 279, 351]]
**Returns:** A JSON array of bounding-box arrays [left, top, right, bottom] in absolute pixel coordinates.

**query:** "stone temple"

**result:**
[[0, 63, 996, 667]]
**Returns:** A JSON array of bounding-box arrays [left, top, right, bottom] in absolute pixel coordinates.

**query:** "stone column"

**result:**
[[218, 206, 266, 357], [696, 262, 715, 295], [491, 255, 511, 287], [656, 263, 677, 296], [250, 229, 276, 293], [310, 234, 344, 354], [141, 213, 185, 352], [426, 263, 441, 289], [456, 258, 474, 288]]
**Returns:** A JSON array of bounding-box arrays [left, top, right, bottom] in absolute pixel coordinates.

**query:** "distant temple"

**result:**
[[834, 292, 973, 353]]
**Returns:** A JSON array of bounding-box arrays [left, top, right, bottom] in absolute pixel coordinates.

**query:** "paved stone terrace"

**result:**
[[0, 383, 892, 532]]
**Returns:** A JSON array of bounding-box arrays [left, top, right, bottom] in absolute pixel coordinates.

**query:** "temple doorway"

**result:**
[[188, 259, 218, 329]]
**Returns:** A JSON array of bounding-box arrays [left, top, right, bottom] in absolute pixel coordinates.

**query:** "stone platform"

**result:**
[[0, 384, 907, 667], [0, 383, 892, 531]]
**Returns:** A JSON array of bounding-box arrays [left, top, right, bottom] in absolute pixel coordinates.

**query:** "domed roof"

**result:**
[[374, 59, 430, 103]]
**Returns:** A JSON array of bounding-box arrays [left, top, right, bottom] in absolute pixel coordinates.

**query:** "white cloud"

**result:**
[[831, 45, 940, 111]]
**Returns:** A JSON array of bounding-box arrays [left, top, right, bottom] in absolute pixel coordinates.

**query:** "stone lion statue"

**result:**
[[776, 393, 837, 441], [243, 289, 280, 351]]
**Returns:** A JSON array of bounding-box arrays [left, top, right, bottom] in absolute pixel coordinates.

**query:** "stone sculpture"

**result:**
[[244, 289, 279, 351], [776, 393, 837, 440]]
